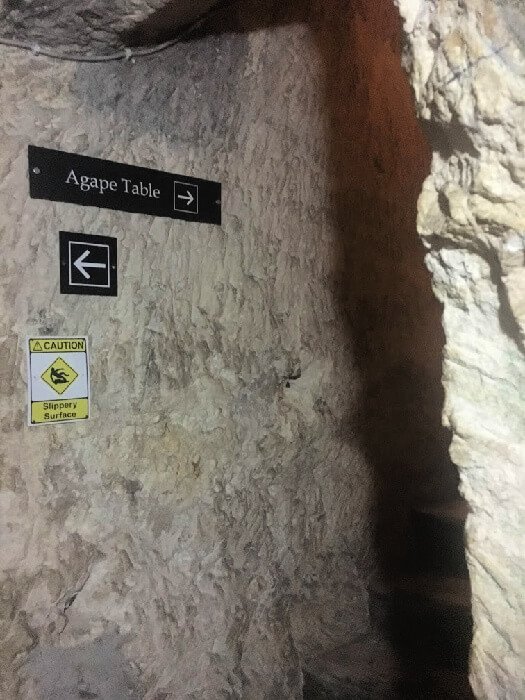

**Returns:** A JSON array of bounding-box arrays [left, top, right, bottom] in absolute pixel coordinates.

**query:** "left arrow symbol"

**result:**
[[73, 250, 107, 279]]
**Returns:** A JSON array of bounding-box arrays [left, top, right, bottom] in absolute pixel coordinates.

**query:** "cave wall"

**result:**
[[1, 1, 449, 697], [396, 0, 525, 697], [314, 0, 458, 548], [0, 0, 219, 54]]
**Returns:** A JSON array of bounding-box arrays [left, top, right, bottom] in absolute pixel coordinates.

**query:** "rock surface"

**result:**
[[396, 0, 525, 697], [0, 0, 219, 54], [0, 0, 465, 697]]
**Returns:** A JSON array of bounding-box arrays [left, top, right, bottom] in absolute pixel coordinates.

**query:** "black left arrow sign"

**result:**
[[59, 231, 117, 297]]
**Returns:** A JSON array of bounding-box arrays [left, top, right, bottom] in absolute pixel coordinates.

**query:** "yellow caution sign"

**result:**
[[29, 338, 85, 352], [31, 399, 89, 424], [28, 336, 89, 425]]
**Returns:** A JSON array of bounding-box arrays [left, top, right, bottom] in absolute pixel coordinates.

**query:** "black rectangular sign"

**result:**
[[59, 231, 117, 297], [28, 146, 221, 225]]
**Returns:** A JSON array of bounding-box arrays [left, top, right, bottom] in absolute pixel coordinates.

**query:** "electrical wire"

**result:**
[[0, 35, 187, 62], [0, 1, 234, 63]]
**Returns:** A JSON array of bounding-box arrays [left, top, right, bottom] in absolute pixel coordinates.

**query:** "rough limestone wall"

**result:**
[[396, 0, 525, 697], [0, 0, 219, 53], [0, 7, 382, 699]]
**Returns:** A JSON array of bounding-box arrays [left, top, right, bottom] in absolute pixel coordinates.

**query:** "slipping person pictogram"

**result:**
[[50, 367, 69, 384], [41, 357, 79, 395]]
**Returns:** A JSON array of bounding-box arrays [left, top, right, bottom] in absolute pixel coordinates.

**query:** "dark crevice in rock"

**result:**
[[421, 116, 480, 160]]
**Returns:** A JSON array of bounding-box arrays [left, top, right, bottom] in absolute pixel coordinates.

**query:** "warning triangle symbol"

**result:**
[[33, 341, 42, 351]]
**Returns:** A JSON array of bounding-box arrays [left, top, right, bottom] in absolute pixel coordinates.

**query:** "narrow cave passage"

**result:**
[[303, 0, 474, 696]]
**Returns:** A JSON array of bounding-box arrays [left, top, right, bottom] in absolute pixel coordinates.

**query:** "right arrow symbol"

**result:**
[[177, 190, 194, 206]]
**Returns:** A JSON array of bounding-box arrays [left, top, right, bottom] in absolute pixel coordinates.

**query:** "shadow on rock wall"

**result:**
[[313, 0, 459, 561], [155, 0, 459, 580]]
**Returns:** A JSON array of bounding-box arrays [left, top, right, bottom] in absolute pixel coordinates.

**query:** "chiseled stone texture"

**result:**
[[0, 0, 453, 697], [0, 5, 383, 698], [396, 0, 525, 697], [0, 0, 219, 54]]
